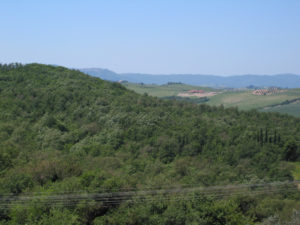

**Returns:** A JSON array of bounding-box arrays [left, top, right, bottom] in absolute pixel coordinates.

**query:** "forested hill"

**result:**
[[0, 63, 299, 224]]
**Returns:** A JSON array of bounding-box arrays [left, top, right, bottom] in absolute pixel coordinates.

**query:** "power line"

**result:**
[[0, 188, 298, 209], [0, 181, 298, 209]]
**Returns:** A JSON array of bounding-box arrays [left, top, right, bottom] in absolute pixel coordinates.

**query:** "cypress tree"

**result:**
[[265, 128, 268, 143], [260, 128, 263, 146]]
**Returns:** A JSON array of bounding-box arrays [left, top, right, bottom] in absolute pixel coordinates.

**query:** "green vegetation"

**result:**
[[291, 162, 300, 180], [0, 64, 299, 224]]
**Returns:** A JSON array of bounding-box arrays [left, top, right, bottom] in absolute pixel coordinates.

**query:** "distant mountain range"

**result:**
[[80, 68, 300, 88]]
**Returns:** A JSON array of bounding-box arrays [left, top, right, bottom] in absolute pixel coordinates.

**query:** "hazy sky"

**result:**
[[1, 0, 300, 75]]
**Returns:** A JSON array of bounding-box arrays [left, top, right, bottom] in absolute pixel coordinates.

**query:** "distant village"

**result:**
[[178, 89, 218, 98], [252, 87, 283, 96]]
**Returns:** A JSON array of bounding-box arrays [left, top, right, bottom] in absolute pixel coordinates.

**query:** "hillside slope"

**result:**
[[260, 98, 300, 117], [0, 64, 299, 224]]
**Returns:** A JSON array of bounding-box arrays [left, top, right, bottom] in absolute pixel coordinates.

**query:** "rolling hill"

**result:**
[[0, 64, 299, 224]]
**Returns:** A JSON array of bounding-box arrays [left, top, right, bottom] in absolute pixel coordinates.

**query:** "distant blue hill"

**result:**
[[80, 68, 300, 88]]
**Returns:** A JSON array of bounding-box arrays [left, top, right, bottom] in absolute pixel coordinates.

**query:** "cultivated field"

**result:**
[[207, 90, 300, 110], [122, 83, 300, 117], [260, 100, 300, 117], [122, 83, 216, 97]]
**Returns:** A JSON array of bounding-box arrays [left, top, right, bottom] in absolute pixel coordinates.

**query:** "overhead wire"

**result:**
[[0, 181, 298, 209], [0, 188, 298, 209]]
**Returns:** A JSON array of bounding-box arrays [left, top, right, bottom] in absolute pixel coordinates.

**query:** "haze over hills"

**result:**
[[80, 68, 300, 88]]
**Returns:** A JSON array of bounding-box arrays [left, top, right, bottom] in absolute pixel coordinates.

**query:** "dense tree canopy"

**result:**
[[0, 64, 299, 224]]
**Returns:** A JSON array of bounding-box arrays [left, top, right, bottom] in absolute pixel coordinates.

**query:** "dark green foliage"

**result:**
[[284, 139, 299, 161], [162, 96, 209, 104], [0, 64, 299, 224]]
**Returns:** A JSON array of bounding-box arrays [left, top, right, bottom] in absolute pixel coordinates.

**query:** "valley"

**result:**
[[122, 82, 300, 116]]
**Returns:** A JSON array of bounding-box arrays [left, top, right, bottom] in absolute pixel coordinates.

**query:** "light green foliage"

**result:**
[[9, 207, 80, 225], [290, 162, 300, 180]]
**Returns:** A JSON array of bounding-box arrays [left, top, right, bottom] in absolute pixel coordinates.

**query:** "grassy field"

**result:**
[[260, 100, 300, 117], [122, 83, 216, 98], [122, 83, 300, 116], [207, 90, 300, 111]]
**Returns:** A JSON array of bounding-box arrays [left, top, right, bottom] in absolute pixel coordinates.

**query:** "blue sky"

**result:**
[[1, 0, 299, 75]]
